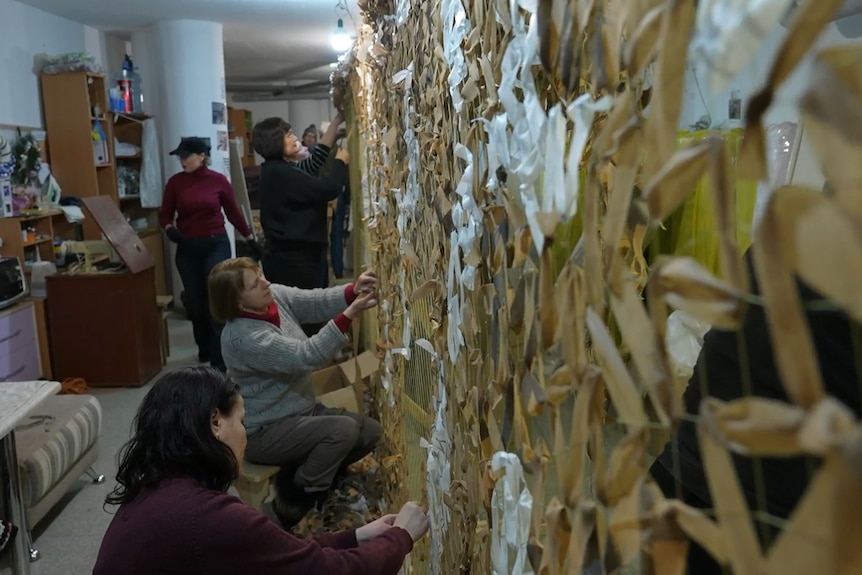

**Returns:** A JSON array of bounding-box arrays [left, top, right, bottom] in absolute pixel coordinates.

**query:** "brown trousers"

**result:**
[[245, 404, 381, 492]]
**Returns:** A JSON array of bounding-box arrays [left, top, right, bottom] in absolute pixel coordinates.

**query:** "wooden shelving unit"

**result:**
[[228, 107, 255, 167], [113, 112, 157, 225], [0, 209, 66, 272], [113, 112, 167, 295], [40, 72, 116, 240], [40, 77, 168, 296]]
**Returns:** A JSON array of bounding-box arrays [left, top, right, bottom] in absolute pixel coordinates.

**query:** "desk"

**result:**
[[0, 380, 60, 575], [46, 196, 161, 387]]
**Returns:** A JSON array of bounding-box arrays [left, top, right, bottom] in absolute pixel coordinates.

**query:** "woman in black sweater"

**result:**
[[650, 248, 862, 574], [252, 117, 348, 315]]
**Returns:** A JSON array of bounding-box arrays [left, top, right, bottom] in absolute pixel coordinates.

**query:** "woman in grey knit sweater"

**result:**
[[208, 257, 380, 527]]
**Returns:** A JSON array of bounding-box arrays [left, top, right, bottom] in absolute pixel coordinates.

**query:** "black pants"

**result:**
[[330, 190, 349, 278], [175, 233, 231, 369], [262, 246, 328, 336]]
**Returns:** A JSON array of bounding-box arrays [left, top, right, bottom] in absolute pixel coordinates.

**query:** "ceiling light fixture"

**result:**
[[331, 18, 352, 52]]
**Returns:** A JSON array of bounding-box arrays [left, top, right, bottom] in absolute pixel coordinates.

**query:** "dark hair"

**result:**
[[105, 367, 241, 506], [252, 117, 292, 161], [208, 257, 261, 322], [303, 124, 317, 137]]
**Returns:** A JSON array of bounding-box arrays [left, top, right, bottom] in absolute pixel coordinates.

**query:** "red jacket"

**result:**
[[93, 476, 413, 574]]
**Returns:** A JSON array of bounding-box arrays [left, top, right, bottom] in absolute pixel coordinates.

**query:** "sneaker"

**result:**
[[332, 462, 352, 485], [270, 464, 331, 529], [271, 490, 327, 530], [268, 498, 307, 530], [302, 490, 329, 510]]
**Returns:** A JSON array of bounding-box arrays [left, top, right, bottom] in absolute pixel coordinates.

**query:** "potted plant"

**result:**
[[10, 132, 43, 214]]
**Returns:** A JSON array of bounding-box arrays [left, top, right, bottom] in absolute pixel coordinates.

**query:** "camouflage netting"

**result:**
[[338, 0, 862, 573]]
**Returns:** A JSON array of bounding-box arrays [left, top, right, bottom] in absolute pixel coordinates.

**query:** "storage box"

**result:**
[[312, 351, 379, 412]]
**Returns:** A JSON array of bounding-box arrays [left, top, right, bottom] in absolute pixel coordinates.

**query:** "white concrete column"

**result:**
[[148, 20, 233, 302], [130, 28, 167, 190]]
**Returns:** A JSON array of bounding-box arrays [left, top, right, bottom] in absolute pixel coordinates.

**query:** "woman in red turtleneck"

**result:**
[[158, 137, 260, 371]]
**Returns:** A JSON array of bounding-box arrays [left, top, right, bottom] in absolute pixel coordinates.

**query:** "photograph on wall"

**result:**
[[212, 102, 226, 125], [217, 130, 228, 151]]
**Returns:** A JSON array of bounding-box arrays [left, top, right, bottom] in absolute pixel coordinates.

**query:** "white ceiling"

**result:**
[[16, 0, 358, 93]]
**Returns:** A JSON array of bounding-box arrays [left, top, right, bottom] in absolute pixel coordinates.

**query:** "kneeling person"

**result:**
[[209, 257, 381, 527]]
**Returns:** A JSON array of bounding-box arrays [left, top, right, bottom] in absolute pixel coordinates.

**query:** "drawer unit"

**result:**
[[0, 340, 40, 382], [0, 301, 37, 357], [0, 301, 42, 381]]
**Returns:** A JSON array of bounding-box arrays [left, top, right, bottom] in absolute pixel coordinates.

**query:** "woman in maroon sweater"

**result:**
[[159, 137, 260, 371], [93, 367, 428, 575]]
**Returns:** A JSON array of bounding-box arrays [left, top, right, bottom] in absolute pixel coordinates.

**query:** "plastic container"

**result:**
[[113, 55, 144, 113], [109, 87, 124, 113], [29, 261, 57, 298]]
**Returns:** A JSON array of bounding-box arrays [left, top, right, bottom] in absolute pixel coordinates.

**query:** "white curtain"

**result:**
[[140, 118, 163, 208]]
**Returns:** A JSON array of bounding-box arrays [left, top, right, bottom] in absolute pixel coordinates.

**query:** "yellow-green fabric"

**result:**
[[648, 129, 757, 275]]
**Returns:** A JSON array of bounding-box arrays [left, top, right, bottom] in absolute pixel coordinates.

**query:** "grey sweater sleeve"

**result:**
[[225, 320, 347, 375], [272, 284, 349, 325]]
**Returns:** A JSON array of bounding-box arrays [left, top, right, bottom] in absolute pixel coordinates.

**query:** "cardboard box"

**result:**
[[312, 350, 379, 412]]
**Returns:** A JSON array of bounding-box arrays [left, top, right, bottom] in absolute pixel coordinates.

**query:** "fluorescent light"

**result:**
[[331, 18, 352, 52]]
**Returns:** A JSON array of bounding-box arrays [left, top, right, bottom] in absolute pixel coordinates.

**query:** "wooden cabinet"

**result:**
[[41, 73, 116, 240], [0, 301, 42, 382], [47, 270, 160, 386], [46, 197, 161, 387], [139, 230, 168, 296], [0, 209, 71, 273]]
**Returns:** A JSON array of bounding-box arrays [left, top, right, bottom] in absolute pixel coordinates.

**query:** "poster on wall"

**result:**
[[217, 130, 228, 151], [212, 102, 226, 125]]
